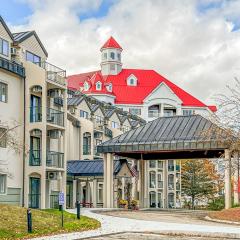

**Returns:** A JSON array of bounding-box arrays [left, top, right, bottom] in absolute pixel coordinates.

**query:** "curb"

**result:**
[[82, 230, 240, 239], [205, 216, 240, 225]]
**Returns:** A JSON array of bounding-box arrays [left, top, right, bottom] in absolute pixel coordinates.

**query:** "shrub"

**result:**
[[208, 197, 225, 211]]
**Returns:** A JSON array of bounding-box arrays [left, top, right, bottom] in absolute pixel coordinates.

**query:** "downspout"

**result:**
[[22, 74, 26, 207]]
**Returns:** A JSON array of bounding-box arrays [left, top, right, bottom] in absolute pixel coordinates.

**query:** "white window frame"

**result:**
[[97, 182, 103, 203], [106, 83, 112, 92], [0, 174, 7, 195], [80, 110, 89, 119], [96, 81, 102, 91], [129, 108, 141, 116], [127, 74, 138, 86], [84, 82, 90, 91], [111, 121, 119, 129]]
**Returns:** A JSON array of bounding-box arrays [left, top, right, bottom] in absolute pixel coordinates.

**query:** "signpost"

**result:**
[[58, 192, 64, 227]]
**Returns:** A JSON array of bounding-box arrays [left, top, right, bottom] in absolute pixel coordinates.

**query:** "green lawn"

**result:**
[[0, 204, 100, 239]]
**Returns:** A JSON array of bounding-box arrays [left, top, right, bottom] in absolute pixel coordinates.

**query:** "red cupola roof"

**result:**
[[100, 36, 122, 51]]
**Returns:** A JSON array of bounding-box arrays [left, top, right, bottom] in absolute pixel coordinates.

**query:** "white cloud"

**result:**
[[10, 0, 240, 105]]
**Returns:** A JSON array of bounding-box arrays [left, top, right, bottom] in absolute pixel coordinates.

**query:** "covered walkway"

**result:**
[[97, 115, 232, 209]]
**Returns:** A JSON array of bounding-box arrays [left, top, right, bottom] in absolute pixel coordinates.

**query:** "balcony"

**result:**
[[0, 56, 25, 77], [29, 150, 41, 166], [47, 108, 64, 127], [105, 127, 113, 138], [30, 106, 42, 122], [40, 62, 66, 86], [148, 110, 160, 118], [46, 151, 64, 168], [54, 97, 63, 106]]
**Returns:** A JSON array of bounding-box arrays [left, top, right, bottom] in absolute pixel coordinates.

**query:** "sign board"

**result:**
[[58, 191, 64, 206]]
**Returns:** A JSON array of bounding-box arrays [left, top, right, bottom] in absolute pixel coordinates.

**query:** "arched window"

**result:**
[[149, 171, 156, 188], [96, 81, 102, 91], [117, 53, 121, 61], [110, 52, 115, 59], [83, 132, 91, 155]]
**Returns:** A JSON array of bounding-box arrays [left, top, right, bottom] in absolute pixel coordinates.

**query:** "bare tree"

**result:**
[[0, 120, 25, 178]]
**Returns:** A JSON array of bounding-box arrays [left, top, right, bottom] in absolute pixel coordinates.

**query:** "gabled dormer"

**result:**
[[127, 74, 137, 86]]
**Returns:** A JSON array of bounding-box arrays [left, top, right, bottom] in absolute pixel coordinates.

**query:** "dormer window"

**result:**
[[110, 52, 115, 60], [106, 83, 113, 92], [96, 81, 102, 91], [84, 81, 89, 91], [117, 53, 121, 61], [127, 74, 137, 86]]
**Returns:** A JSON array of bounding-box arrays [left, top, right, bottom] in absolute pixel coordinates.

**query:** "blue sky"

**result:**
[[0, 0, 115, 24]]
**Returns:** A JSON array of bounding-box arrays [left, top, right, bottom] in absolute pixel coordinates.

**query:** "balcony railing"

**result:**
[[30, 106, 42, 122], [38, 62, 66, 86], [54, 97, 63, 106], [29, 149, 41, 166], [29, 194, 40, 208], [46, 151, 64, 168], [47, 108, 64, 127], [105, 127, 113, 138], [0, 56, 25, 77], [148, 110, 160, 118]]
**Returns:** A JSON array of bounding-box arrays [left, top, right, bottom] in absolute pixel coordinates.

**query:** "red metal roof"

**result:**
[[67, 69, 216, 112], [100, 36, 122, 50]]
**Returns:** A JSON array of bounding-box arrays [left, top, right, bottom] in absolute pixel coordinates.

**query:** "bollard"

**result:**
[[76, 201, 80, 219], [27, 208, 32, 233]]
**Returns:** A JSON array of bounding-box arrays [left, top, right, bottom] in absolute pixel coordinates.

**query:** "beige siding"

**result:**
[[94, 108, 104, 118], [0, 22, 12, 41], [20, 35, 47, 60]]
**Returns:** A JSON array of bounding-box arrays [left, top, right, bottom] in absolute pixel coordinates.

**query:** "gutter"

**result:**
[[22, 74, 26, 207]]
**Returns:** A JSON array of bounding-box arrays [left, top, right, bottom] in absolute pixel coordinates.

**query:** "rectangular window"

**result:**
[[95, 115, 103, 124], [129, 108, 141, 116], [98, 183, 103, 203], [0, 174, 6, 194], [80, 110, 89, 119], [0, 82, 7, 103], [26, 51, 41, 65], [183, 109, 195, 116], [111, 121, 119, 129], [0, 128, 7, 148], [0, 38, 9, 56]]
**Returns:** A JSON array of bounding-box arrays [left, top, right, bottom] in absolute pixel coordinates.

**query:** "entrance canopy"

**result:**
[[97, 115, 228, 160]]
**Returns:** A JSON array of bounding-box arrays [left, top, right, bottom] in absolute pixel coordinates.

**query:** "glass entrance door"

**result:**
[[29, 177, 40, 208]]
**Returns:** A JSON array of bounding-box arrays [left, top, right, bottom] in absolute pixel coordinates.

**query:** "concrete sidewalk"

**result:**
[[33, 208, 240, 240]]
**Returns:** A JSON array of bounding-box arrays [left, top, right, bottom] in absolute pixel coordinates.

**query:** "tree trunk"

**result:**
[[192, 195, 195, 210]]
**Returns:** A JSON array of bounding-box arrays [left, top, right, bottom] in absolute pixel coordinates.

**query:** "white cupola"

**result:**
[[100, 36, 123, 76]]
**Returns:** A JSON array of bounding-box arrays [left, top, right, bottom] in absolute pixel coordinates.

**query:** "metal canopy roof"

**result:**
[[97, 115, 228, 160], [67, 160, 122, 177]]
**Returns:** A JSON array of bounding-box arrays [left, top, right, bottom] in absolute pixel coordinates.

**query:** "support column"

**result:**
[[103, 153, 114, 208], [160, 103, 164, 117], [139, 158, 145, 208], [92, 179, 97, 208], [225, 149, 232, 209], [122, 177, 125, 200], [72, 179, 77, 207], [234, 152, 239, 205]]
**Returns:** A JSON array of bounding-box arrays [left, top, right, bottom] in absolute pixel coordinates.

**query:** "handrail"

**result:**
[[0, 56, 25, 77]]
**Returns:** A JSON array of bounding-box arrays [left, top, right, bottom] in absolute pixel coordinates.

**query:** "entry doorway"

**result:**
[[29, 177, 40, 208]]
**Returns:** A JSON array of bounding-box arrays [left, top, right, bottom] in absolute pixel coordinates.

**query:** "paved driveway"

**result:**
[[34, 209, 240, 240]]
